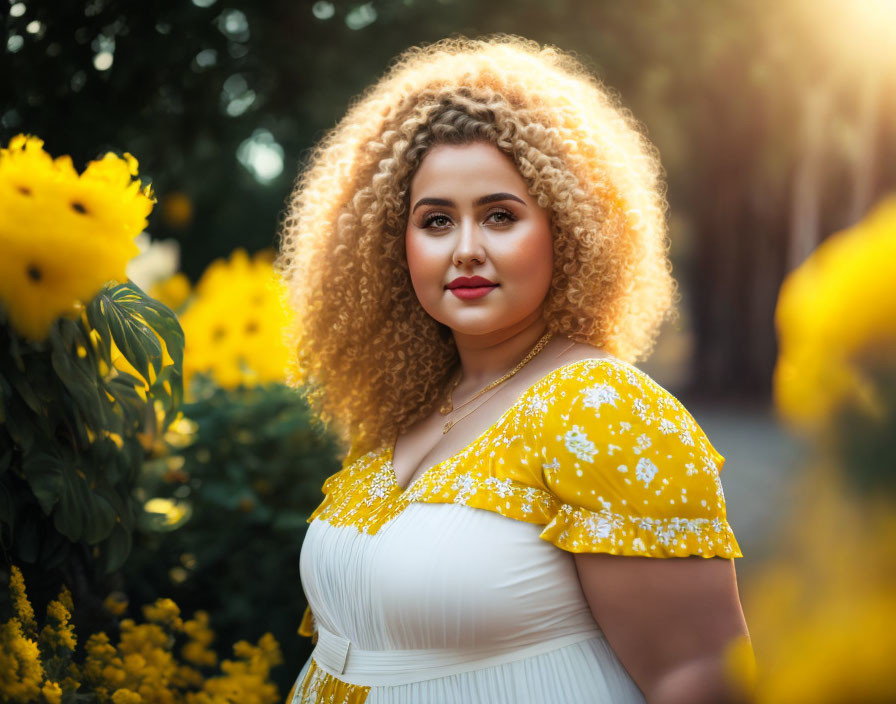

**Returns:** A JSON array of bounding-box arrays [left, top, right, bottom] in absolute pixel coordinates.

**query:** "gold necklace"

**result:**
[[440, 331, 553, 434]]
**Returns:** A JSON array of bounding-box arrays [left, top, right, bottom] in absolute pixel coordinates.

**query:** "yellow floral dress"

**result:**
[[288, 357, 742, 704]]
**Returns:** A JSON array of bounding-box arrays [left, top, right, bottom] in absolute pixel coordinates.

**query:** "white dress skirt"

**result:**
[[290, 501, 646, 703]]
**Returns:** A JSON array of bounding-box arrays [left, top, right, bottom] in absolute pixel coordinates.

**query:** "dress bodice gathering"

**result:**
[[290, 356, 742, 704]]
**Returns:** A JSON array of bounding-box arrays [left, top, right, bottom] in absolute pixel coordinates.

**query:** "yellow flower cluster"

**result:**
[[1, 566, 284, 704], [755, 195, 896, 702], [744, 466, 896, 703], [1, 567, 76, 703], [773, 194, 896, 433], [178, 248, 292, 392], [0, 134, 154, 341], [150, 272, 192, 311]]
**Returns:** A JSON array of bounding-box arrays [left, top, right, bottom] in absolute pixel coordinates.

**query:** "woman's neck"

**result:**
[[450, 312, 553, 393]]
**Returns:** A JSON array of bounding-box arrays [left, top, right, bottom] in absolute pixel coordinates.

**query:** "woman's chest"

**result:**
[[300, 503, 595, 650]]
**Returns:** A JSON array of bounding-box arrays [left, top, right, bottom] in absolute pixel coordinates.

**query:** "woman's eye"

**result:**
[[422, 214, 451, 229], [421, 209, 516, 230], [488, 209, 516, 225]]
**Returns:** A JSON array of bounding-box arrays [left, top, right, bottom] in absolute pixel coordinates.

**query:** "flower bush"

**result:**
[[0, 135, 184, 579], [175, 248, 292, 395], [744, 194, 896, 703], [0, 135, 153, 342], [1, 565, 283, 703]]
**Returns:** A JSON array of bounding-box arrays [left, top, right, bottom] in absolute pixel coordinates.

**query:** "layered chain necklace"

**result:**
[[438, 331, 553, 435]]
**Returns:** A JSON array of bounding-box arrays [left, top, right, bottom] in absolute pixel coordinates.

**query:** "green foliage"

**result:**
[[120, 376, 341, 694], [0, 282, 184, 576], [87, 282, 185, 428]]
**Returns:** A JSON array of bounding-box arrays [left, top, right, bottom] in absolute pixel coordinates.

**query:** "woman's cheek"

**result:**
[[503, 230, 553, 286], [405, 233, 442, 304]]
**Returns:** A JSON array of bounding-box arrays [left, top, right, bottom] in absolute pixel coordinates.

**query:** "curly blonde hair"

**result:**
[[275, 33, 678, 456]]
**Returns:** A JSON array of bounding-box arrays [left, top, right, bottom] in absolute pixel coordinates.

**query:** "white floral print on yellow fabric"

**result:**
[[292, 657, 371, 704], [306, 358, 742, 559]]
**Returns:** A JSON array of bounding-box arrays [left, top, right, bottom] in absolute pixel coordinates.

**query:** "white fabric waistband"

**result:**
[[311, 624, 606, 686]]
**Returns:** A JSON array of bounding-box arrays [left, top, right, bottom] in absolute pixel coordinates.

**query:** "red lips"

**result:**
[[446, 276, 497, 289]]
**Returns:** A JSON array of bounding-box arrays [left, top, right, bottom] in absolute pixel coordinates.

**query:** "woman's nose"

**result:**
[[453, 219, 487, 262]]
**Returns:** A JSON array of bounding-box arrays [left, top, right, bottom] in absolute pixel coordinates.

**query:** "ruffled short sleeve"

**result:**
[[536, 359, 742, 558]]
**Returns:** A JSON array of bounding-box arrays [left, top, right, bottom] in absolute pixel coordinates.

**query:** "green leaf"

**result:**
[[53, 466, 91, 542], [84, 490, 117, 544], [92, 283, 164, 383], [49, 325, 104, 419], [21, 450, 65, 514], [86, 296, 113, 368], [9, 371, 42, 415], [149, 364, 184, 428], [4, 397, 36, 453], [40, 529, 72, 571], [131, 287, 185, 369], [102, 523, 132, 573]]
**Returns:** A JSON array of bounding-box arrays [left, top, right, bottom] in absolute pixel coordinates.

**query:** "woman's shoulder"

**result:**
[[521, 343, 640, 415], [531, 347, 722, 472], [514, 346, 741, 557]]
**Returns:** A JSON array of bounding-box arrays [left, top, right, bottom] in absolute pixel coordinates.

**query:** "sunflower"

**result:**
[[0, 134, 154, 341], [773, 195, 896, 432], [179, 248, 292, 391]]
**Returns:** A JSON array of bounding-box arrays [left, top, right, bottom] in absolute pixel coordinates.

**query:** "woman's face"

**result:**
[[404, 141, 554, 338]]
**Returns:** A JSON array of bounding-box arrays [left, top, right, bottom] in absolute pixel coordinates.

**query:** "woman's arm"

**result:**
[[573, 553, 754, 704]]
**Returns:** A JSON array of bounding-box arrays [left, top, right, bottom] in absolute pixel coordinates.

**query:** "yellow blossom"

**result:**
[[4, 568, 285, 702], [9, 566, 37, 640], [111, 689, 143, 704], [745, 467, 896, 703], [182, 611, 217, 668], [142, 598, 184, 631], [179, 248, 292, 393], [41, 679, 62, 704], [0, 134, 154, 341], [39, 596, 77, 652], [0, 619, 45, 702], [150, 271, 192, 311], [196, 633, 283, 704], [773, 194, 896, 433], [104, 591, 130, 617]]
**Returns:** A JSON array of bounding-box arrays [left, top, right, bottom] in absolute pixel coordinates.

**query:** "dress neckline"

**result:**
[[383, 356, 618, 495]]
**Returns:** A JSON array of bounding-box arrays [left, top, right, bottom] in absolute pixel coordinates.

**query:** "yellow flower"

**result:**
[[149, 272, 192, 311], [41, 680, 62, 704], [773, 194, 896, 432], [197, 633, 283, 704], [745, 467, 896, 703], [104, 592, 130, 617], [9, 566, 37, 640], [142, 598, 184, 631], [179, 248, 292, 393], [0, 618, 45, 702], [39, 596, 77, 653], [0, 134, 154, 341], [111, 689, 142, 704], [182, 611, 217, 668]]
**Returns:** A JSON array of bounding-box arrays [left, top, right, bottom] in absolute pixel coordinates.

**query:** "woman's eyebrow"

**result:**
[[411, 192, 527, 213]]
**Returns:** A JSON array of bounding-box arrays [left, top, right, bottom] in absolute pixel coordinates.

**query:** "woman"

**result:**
[[275, 34, 752, 704]]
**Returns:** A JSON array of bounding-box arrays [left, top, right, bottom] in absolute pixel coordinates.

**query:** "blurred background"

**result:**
[[2, 0, 895, 701]]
